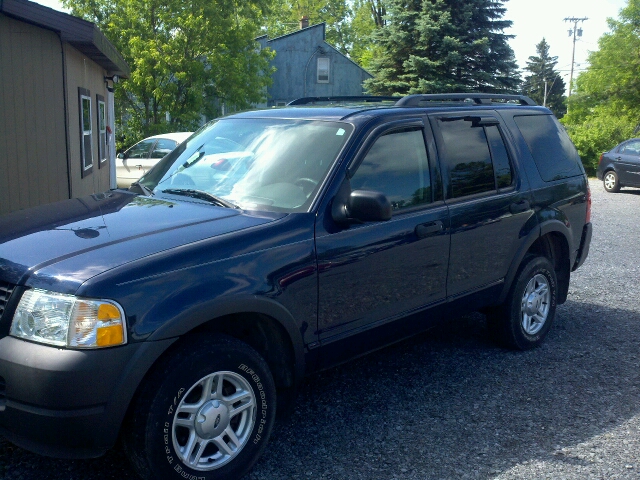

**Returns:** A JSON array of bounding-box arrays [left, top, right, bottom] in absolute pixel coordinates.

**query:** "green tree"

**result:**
[[562, 0, 640, 174], [522, 38, 566, 117], [349, 0, 385, 69], [63, 0, 274, 149], [364, 0, 520, 95]]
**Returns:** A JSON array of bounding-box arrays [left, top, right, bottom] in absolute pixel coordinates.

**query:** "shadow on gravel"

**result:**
[[1, 299, 638, 479]]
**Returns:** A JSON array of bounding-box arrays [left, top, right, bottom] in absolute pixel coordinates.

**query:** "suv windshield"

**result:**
[[138, 118, 352, 212]]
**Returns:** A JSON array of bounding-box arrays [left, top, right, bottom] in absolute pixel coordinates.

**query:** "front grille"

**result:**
[[0, 281, 16, 320]]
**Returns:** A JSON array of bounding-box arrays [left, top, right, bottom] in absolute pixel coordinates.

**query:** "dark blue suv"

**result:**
[[0, 94, 592, 480]]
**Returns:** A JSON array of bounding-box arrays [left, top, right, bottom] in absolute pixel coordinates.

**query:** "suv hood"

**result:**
[[0, 191, 281, 290]]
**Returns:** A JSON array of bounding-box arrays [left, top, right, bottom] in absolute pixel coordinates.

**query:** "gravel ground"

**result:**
[[1, 178, 639, 480]]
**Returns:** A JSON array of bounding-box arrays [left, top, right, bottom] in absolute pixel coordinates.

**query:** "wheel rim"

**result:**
[[172, 371, 256, 471], [520, 273, 550, 335], [604, 172, 616, 190]]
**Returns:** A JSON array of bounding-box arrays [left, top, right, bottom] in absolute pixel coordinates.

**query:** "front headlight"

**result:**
[[11, 289, 127, 348]]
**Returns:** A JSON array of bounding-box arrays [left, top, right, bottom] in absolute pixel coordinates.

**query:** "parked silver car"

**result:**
[[116, 132, 192, 188]]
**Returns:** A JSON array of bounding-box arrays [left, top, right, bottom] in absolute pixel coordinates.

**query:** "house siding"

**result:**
[[0, 14, 68, 215], [263, 24, 372, 106], [63, 44, 111, 198]]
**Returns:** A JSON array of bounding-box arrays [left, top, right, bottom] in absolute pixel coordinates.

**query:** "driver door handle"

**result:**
[[415, 220, 443, 239], [510, 200, 530, 214]]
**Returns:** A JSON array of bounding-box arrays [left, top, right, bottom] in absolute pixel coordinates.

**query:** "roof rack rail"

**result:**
[[287, 96, 401, 106], [395, 93, 537, 107]]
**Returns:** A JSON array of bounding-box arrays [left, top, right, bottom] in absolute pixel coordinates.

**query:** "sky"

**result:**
[[30, 0, 629, 92]]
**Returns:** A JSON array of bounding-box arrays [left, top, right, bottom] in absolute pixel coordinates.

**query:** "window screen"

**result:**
[[97, 95, 107, 167], [437, 119, 495, 198], [514, 114, 583, 182], [350, 128, 431, 211], [317, 57, 330, 83], [78, 88, 93, 177]]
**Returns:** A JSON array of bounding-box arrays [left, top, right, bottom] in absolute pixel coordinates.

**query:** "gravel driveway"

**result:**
[[1, 179, 639, 480]]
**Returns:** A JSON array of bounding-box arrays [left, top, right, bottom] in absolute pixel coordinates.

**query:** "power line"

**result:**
[[564, 16, 588, 98]]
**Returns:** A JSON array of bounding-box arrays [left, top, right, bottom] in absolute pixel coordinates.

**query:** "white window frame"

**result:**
[[97, 96, 107, 167], [79, 88, 93, 177]]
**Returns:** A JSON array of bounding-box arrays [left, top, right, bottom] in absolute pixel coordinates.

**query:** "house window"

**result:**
[[317, 57, 330, 83], [96, 95, 107, 167], [78, 88, 93, 177]]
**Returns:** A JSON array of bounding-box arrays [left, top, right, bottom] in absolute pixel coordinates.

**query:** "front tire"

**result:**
[[603, 170, 621, 192], [123, 335, 276, 480], [487, 256, 558, 350]]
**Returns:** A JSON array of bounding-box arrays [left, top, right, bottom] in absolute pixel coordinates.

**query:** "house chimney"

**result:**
[[299, 16, 309, 29]]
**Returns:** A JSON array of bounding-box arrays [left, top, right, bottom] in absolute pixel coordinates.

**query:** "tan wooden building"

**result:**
[[0, 0, 129, 215]]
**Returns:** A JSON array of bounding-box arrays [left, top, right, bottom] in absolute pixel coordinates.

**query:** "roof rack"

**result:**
[[395, 94, 537, 107], [287, 96, 401, 106]]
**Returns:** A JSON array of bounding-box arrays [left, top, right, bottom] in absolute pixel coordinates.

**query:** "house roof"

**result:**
[[0, 0, 130, 77], [258, 23, 370, 76]]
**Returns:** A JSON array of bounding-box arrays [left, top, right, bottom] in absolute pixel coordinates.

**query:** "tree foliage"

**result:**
[[521, 38, 566, 118], [63, 0, 274, 149], [364, 0, 520, 95], [562, 0, 640, 174]]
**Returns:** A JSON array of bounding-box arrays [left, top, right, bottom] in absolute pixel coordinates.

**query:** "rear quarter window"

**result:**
[[513, 114, 583, 182]]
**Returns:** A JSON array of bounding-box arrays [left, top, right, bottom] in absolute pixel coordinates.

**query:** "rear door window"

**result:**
[[432, 116, 514, 199], [514, 114, 583, 181]]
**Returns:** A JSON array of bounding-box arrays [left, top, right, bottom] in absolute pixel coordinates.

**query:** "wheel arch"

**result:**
[[499, 221, 572, 305], [146, 296, 306, 414]]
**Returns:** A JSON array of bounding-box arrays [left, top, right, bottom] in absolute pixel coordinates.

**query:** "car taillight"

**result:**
[[598, 153, 604, 166], [586, 183, 591, 223]]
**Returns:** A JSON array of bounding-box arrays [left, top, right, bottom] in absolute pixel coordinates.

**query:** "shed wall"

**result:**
[[63, 44, 111, 198], [0, 14, 69, 215]]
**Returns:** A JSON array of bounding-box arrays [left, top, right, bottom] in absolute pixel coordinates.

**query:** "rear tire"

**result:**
[[123, 334, 276, 480], [487, 256, 557, 350], [603, 170, 621, 192]]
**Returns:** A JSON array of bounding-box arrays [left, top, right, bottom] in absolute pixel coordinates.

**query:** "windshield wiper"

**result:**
[[161, 189, 238, 209], [130, 182, 154, 196]]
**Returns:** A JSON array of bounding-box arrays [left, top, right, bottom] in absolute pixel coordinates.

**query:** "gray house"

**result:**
[[257, 21, 372, 107]]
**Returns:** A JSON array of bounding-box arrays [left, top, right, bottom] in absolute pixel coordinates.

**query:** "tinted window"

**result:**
[[350, 128, 431, 211], [437, 119, 495, 198], [151, 139, 177, 159], [485, 125, 513, 189], [514, 114, 583, 181], [621, 140, 640, 155], [126, 139, 156, 159]]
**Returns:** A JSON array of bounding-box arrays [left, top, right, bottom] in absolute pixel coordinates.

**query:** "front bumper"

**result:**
[[0, 335, 175, 458]]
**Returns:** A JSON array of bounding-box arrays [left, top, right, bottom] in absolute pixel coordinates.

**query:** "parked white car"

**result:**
[[116, 132, 192, 188]]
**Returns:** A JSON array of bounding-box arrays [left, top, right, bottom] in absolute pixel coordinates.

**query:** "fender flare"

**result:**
[[497, 219, 573, 304], [147, 295, 307, 384]]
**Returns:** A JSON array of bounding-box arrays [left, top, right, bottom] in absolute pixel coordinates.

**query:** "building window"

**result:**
[[96, 94, 107, 168], [317, 57, 330, 83], [78, 88, 93, 177]]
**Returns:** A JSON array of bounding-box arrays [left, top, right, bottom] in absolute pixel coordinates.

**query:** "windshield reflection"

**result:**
[[139, 118, 352, 212]]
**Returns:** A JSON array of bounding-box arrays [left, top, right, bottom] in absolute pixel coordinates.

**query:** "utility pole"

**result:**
[[564, 17, 588, 97]]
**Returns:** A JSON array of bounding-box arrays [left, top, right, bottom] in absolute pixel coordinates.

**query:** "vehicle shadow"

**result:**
[[0, 299, 637, 479], [248, 299, 640, 479]]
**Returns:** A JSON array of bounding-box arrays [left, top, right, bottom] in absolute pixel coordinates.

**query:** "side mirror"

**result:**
[[333, 189, 392, 223], [117, 152, 125, 159]]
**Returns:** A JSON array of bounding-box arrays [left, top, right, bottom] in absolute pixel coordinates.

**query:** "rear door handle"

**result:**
[[510, 200, 530, 214], [415, 220, 443, 238]]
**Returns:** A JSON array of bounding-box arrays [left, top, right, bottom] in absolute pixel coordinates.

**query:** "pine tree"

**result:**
[[365, 0, 520, 95], [522, 38, 566, 117]]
